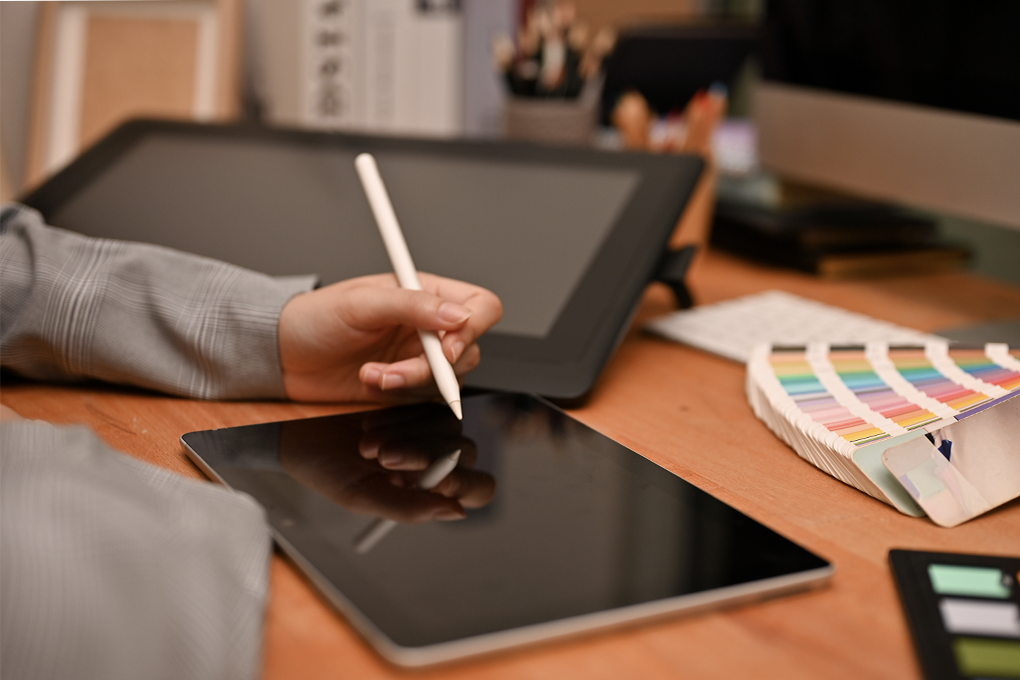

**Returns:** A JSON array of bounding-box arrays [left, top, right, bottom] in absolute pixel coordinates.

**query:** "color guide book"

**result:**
[[747, 341, 1020, 522]]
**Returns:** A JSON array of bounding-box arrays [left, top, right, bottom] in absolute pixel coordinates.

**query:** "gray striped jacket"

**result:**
[[1, 204, 316, 680], [1, 203, 315, 399]]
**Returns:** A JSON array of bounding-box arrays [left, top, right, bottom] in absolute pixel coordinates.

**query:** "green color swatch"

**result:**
[[953, 637, 1020, 677], [929, 564, 1010, 599]]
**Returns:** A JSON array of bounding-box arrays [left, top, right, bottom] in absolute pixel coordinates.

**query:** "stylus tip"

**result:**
[[449, 400, 463, 420]]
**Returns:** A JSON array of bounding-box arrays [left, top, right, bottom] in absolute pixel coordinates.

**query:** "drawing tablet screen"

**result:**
[[42, 134, 637, 339], [182, 393, 832, 666], [24, 121, 703, 399]]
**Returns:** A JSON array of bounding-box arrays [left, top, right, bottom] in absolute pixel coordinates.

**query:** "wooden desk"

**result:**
[[4, 250, 1019, 679]]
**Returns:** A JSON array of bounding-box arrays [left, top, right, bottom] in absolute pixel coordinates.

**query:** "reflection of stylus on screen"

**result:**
[[354, 152, 463, 420], [354, 449, 462, 555]]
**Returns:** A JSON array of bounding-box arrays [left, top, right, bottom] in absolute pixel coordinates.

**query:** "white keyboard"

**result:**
[[645, 290, 943, 363]]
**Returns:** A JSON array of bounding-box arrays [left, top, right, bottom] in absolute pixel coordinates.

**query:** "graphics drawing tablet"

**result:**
[[22, 119, 704, 401], [182, 392, 834, 667]]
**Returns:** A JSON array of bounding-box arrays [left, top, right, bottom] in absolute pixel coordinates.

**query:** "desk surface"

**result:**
[[4, 249, 1020, 680]]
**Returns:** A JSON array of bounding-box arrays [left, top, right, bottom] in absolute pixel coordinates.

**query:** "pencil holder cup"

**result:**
[[503, 95, 598, 146]]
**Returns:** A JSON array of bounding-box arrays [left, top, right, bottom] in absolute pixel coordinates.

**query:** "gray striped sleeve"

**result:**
[[0, 420, 270, 680], [0, 204, 316, 400]]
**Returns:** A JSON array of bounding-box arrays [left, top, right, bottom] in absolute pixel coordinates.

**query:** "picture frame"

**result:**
[[25, 0, 241, 189]]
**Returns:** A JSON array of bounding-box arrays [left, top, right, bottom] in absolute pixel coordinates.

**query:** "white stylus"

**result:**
[[354, 152, 463, 420], [354, 449, 462, 555]]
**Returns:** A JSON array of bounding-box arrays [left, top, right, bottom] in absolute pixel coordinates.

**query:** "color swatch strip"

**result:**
[[769, 349, 888, 446], [827, 348, 942, 432], [768, 343, 1020, 448], [949, 347, 1020, 393], [888, 347, 992, 413]]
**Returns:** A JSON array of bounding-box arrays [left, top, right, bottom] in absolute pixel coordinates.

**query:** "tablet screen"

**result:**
[[43, 134, 639, 338], [182, 393, 833, 666]]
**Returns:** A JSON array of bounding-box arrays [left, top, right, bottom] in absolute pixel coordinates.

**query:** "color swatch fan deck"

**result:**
[[746, 341, 1020, 524]]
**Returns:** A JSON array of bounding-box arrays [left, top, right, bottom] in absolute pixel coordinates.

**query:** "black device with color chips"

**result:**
[[182, 392, 833, 667], [21, 119, 703, 402], [890, 549, 1020, 680]]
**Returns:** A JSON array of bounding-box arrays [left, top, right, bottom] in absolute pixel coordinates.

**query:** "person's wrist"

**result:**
[[277, 291, 309, 371]]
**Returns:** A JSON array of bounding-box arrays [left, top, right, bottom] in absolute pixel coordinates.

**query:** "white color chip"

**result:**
[[939, 598, 1020, 638]]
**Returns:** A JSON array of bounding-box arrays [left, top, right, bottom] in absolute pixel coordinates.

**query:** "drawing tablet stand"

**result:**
[[654, 244, 698, 309]]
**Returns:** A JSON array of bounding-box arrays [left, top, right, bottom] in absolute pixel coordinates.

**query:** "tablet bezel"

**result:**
[[20, 119, 704, 401]]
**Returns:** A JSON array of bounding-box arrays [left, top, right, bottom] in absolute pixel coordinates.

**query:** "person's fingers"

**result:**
[[406, 275, 500, 367], [450, 343, 481, 376], [417, 272, 489, 303], [360, 355, 438, 393], [420, 274, 503, 350], [360, 340, 480, 390], [282, 272, 499, 404], [315, 273, 501, 365], [342, 286, 474, 336], [358, 381, 442, 407], [442, 308, 497, 365]]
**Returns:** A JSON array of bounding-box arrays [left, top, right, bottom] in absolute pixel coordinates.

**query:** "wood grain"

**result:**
[[3, 250, 1019, 679]]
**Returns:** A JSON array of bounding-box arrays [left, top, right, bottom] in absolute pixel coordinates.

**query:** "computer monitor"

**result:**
[[753, 0, 1020, 231]]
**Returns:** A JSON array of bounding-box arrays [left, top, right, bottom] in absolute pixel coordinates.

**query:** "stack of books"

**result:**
[[711, 176, 970, 278]]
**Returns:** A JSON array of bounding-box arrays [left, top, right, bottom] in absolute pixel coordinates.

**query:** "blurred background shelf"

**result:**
[[2, 0, 1018, 286]]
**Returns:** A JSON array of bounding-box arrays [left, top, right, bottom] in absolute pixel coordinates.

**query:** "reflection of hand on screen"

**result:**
[[278, 404, 495, 524], [359, 403, 497, 512]]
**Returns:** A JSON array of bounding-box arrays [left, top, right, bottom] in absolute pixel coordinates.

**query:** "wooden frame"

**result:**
[[25, 0, 241, 190]]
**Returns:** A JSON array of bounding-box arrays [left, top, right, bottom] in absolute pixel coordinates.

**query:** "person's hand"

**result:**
[[278, 273, 502, 403]]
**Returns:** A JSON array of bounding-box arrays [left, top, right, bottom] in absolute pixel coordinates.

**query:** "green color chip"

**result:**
[[953, 637, 1020, 677], [929, 564, 1010, 598]]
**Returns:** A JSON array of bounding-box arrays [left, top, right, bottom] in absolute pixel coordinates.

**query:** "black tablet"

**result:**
[[21, 120, 703, 401], [182, 392, 834, 667]]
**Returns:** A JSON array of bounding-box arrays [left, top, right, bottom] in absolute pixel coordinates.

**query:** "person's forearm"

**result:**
[[0, 204, 315, 400]]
